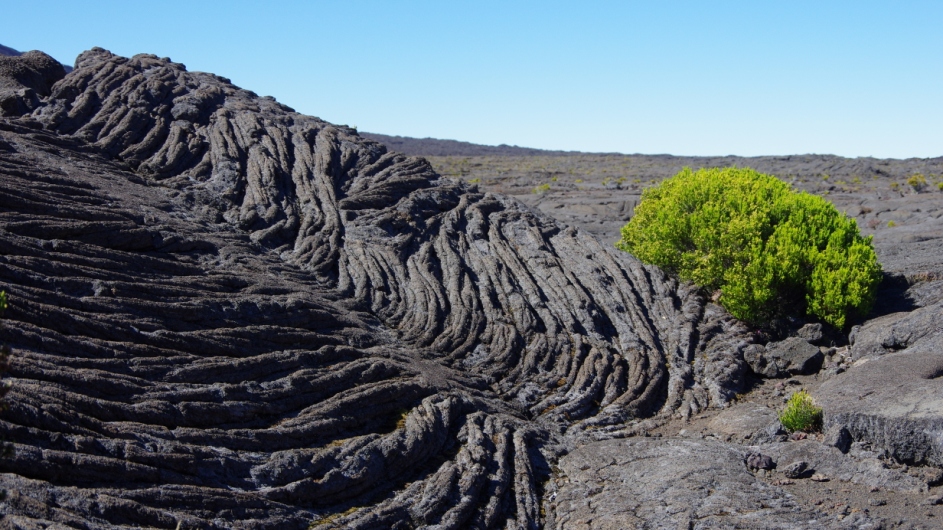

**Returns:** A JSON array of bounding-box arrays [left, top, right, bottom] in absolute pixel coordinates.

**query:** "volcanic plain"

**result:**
[[0, 49, 941, 529]]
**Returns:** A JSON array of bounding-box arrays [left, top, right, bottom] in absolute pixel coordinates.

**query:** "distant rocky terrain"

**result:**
[[0, 44, 72, 72], [0, 45, 23, 57], [0, 47, 941, 529], [360, 132, 582, 157]]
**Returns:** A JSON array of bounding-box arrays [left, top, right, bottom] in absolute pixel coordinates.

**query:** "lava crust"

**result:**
[[0, 49, 753, 528]]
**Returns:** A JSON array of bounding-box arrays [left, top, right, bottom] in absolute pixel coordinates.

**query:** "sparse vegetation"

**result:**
[[532, 183, 551, 194], [907, 173, 927, 192], [779, 390, 822, 433], [616, 167, 881, 328], [311, 506, 361, 528], [887, 220, 897, 228], [395, 409, 409, 430]]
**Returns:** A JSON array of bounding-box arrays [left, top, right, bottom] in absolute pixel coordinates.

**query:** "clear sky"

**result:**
[[3, 1, 941, 158]]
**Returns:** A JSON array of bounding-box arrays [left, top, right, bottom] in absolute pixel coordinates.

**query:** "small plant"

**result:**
[[311, 506, 362, 528], [938, 182, 943, 191], [890, 182, 900, 191], [822, 174, 830, 181], [907, 173, 927, 192], [395, 409, 409, 430], [779, 390, 822, 433], [551, 176, 558, 182], [574, 178, 583, 183], [468, 177, 481, 184], [532, 183, 551, 194], [887, 220, 897, 228]]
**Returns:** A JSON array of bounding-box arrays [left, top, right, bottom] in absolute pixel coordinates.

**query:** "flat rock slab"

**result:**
[[547, 438, 877, 529], [850, 300, 943, 360], [818, 347, 943, 466], [708, 403, 779, 440]]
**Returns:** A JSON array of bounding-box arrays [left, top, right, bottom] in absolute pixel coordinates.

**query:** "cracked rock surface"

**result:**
[[819, 313, 943, 467], [546, 438, 881, 529], [0, 49, 755, 529]]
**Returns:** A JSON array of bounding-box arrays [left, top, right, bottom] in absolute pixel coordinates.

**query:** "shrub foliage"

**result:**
[[779, 389, 823, 433], [907, 173, 927, 192], [616, 167, 881, 328]]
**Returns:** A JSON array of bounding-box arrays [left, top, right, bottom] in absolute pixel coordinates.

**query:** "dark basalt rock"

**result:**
[[745, 337, 824, 377], [796, 322, 824, 344], [782, 460, 811, 479], [0, 49, 756, 528], [0, 50, 66, 116], [746, 451, 776, 470], [824, 424, 853, 454]]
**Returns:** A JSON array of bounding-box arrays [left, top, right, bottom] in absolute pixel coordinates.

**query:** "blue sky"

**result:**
[[4, 1, 941, 158]]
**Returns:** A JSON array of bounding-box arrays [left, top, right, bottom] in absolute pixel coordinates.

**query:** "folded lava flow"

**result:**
[[0, 49, 752, 529]]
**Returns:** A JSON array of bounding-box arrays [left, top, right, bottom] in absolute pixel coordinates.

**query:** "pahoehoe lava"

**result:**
[[0, 49, 753, 528]]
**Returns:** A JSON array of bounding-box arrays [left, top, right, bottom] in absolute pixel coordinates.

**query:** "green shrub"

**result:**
[[532, 183, 551, 194], [779, 390, 822, 433], [907, 173, 927, 192], [616, 167, 882, 328]]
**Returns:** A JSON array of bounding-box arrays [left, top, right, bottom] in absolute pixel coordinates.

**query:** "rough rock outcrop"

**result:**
[[761, 440, 928, 492], [815, 291, 943, 469], [0, 51, 66, 116], [0, 49, 756, 528], [743, 337, 825, 378]]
